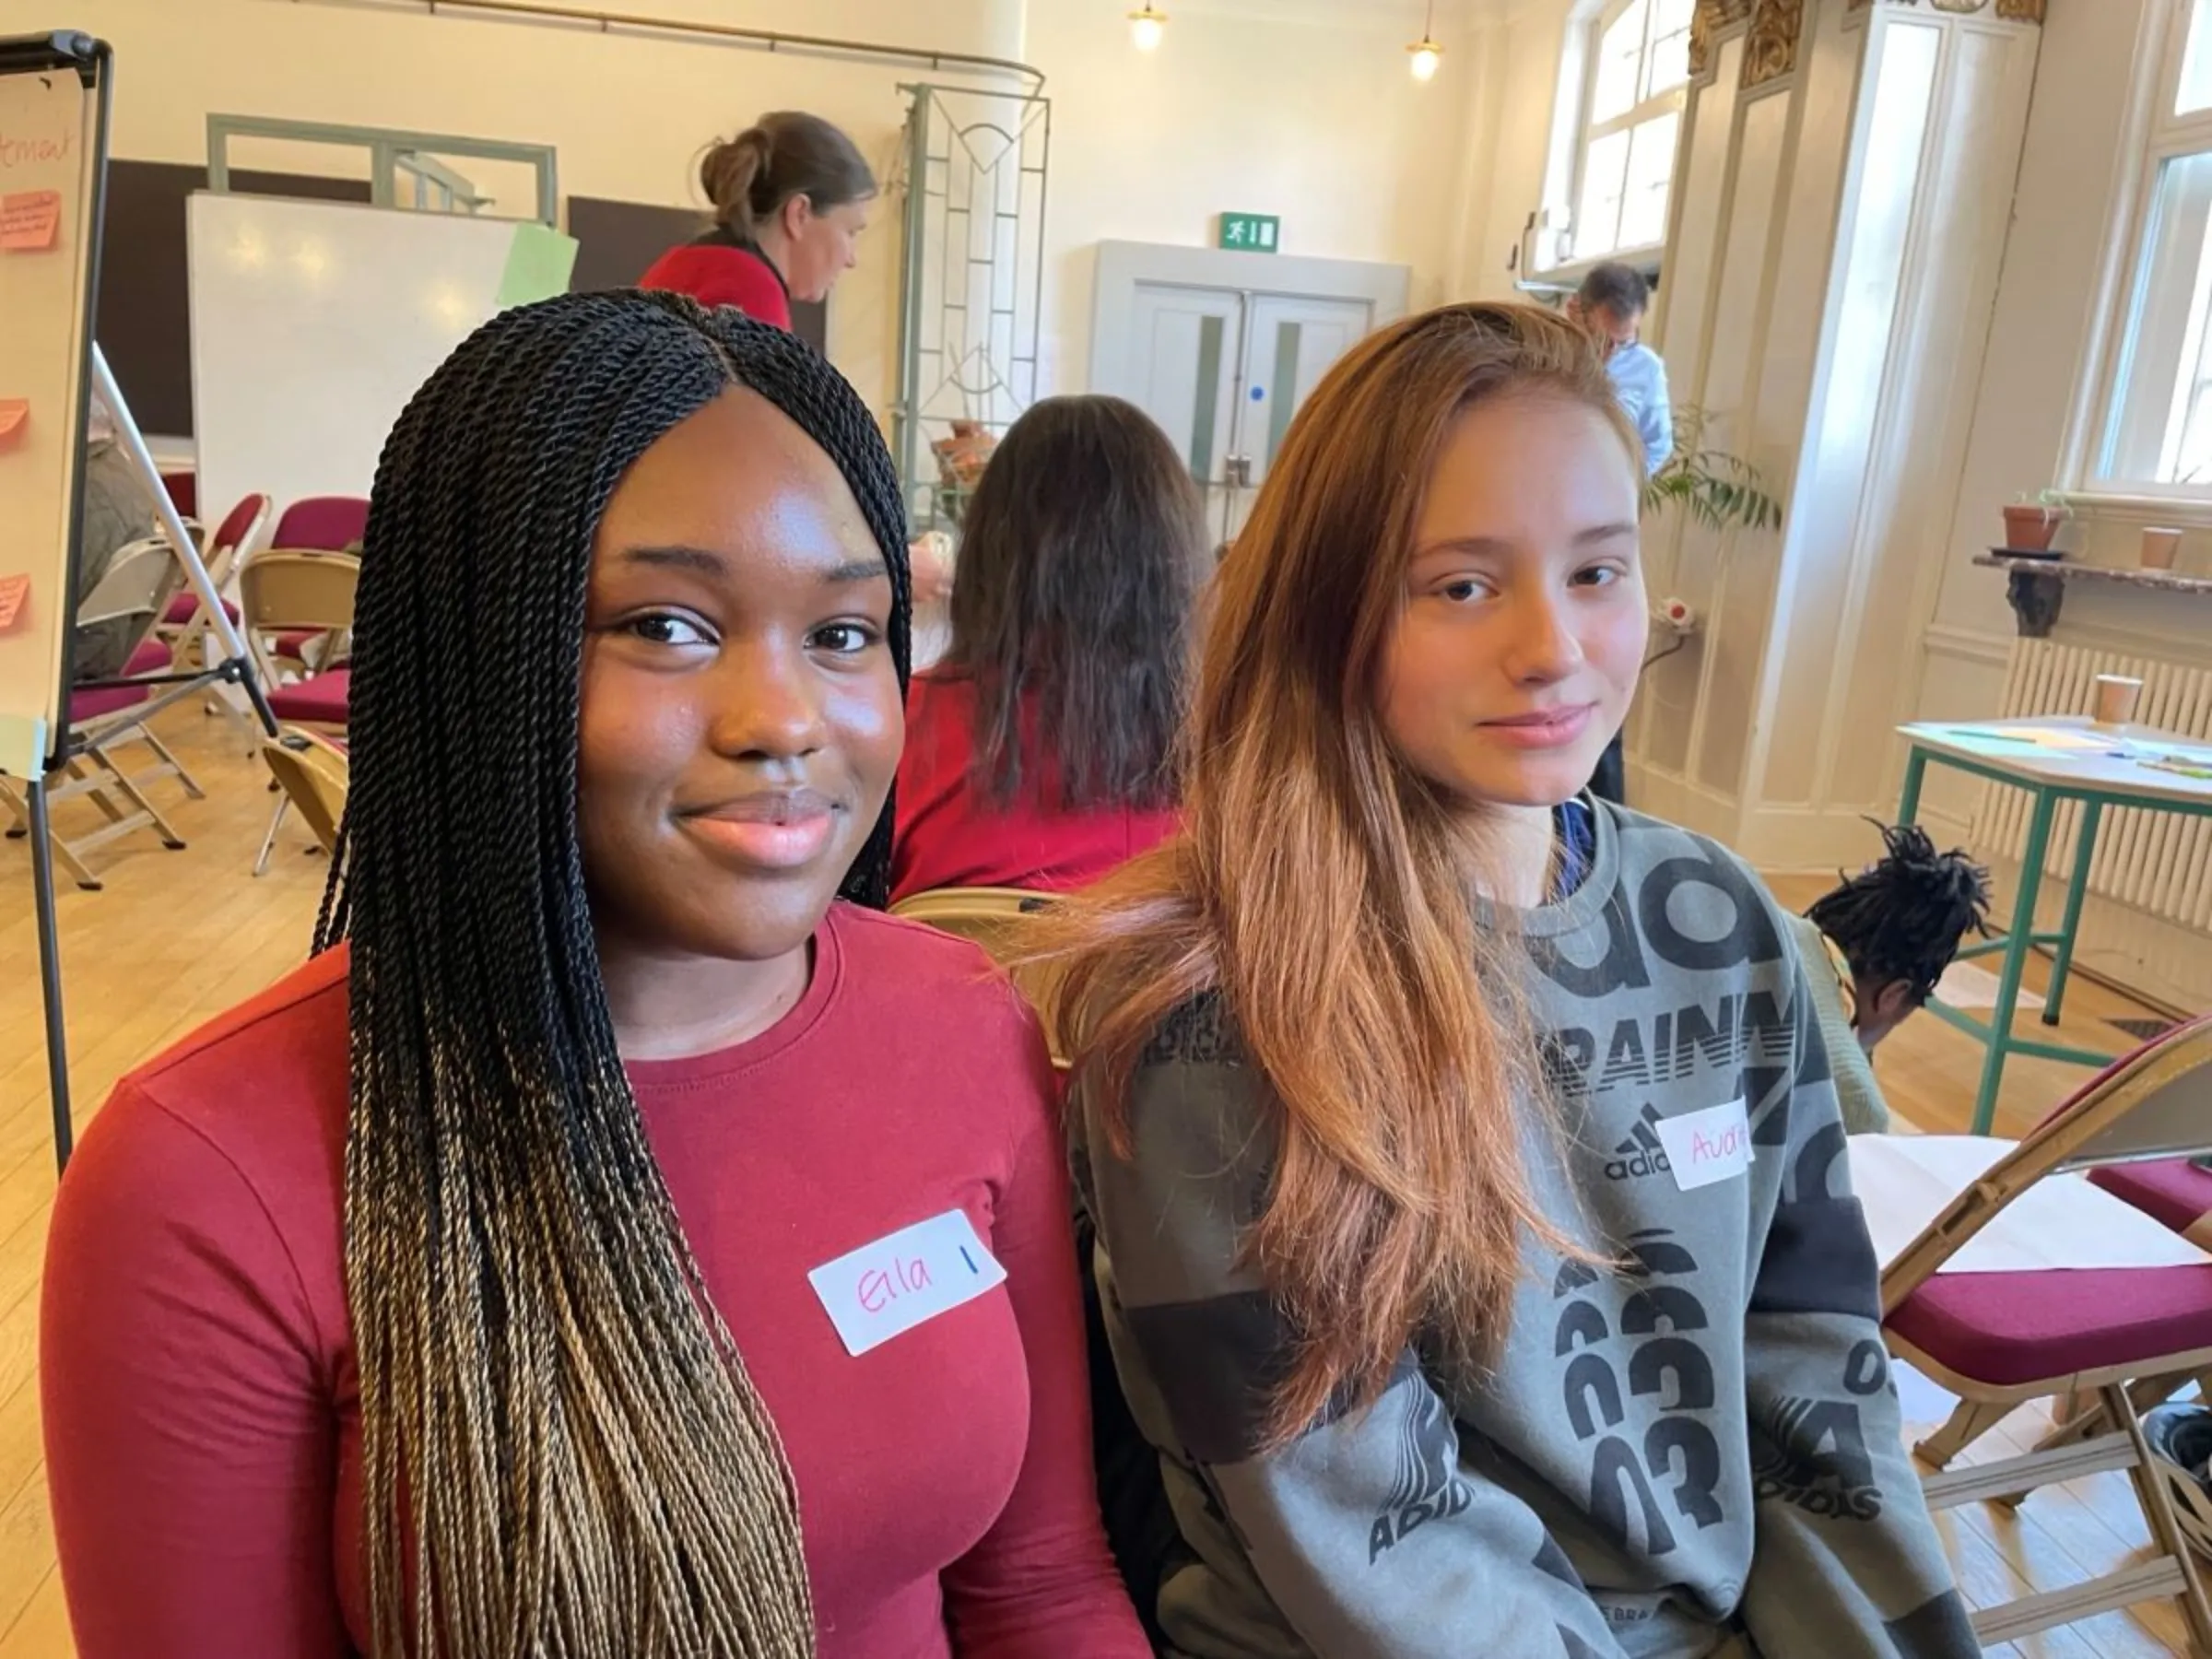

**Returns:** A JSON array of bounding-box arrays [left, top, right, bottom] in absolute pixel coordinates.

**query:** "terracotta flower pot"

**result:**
[[2002, 504, 2060, 552], [2142, 526, 2183, 570]]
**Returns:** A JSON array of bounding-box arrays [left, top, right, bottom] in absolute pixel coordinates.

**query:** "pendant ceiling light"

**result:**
[[1129, 3, 1168, 51], [1407, 0, 1442, 80]]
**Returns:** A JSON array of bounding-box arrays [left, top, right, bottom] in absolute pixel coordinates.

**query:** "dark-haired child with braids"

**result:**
[[41, 293, 1149, 1659], [1788, 823, 1993, 1134]]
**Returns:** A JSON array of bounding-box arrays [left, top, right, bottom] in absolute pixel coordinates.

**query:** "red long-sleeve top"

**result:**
[[41, 903, 1147, 1658], [891, 671, 1182, 904], [639, 235, 794, 331]]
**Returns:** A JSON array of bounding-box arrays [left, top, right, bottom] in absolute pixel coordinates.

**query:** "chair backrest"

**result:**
[[262, 729, 349, 855], [77, 537, 182, 627], [2050, 1013, 2212, 1171], [240, 550, 361, 635], [206, 493, 273, 586], [890, 886, 1068, 1065], [1879, 1018, 2212, 1314], [273, 496, 368, 552]]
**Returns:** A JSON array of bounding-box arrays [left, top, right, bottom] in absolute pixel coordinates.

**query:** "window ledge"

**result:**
[[2045, 488, 2212, 529], [1528, 241, 1665, 291]]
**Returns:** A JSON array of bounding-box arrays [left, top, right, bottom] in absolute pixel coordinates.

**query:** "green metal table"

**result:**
[[1894, 717, 2212, 1134]]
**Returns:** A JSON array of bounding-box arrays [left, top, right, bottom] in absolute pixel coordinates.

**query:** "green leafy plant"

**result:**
[[1641, 405, 1784, 533]]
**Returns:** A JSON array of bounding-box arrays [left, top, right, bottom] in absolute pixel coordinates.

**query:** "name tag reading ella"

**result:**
[[808, 1209, 1007, 1357], [1654, 1099, 1753, 1193]]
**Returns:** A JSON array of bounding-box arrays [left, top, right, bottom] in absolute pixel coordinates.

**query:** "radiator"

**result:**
[[1976, 640, 2212, 936]]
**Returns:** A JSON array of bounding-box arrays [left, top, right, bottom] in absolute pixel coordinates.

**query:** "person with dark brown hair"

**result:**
[[890, 394, 1205, 902], [641, 112, 877, 330], [1045, 303, 1976, 1657]]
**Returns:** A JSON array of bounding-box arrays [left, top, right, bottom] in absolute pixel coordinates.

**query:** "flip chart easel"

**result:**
[[0, 32, 276, 1173]]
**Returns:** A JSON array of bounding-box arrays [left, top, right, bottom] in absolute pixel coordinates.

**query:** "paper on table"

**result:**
[[0, 190, 61, 252], [1998, 726, 2113, 752], [0, 399, 25, 445], [1936, 960, 2043, 1011], [0, 573, 26, 632], [1848, 1134, 2212, 1274]]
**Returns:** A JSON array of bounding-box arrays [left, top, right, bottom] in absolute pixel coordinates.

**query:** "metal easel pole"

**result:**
[[88, 344, 278, 738], [29, 776, 74, 1172]]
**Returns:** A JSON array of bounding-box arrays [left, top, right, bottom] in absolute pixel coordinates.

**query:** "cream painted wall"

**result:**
[[35, 0, 1511, 423], [24, 0, 1013, 418], [1448, 0, 1578, 300], [1023, 0, 1487, 392]]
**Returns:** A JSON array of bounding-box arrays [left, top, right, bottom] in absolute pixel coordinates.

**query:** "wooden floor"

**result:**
[[0, 712, 2196, 1654]]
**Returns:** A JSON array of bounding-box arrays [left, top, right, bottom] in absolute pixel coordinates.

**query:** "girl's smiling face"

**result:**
[[1379, 389, 1649, 810]]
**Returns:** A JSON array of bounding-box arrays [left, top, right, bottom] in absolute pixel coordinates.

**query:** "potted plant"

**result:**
[[1642, 406, 1784, 533], [2000, 489, 2068, 553]]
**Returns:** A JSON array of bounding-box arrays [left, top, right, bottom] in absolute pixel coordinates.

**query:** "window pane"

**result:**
[[1618, 112, 1680, 251], [1645, 25, 1690, 98], [1576, 129, 1631, 261], [1653, 0, 1695, 31], [2102, 148, 2212, 486], [2181, 0, 2212, 115], [1592, 1, 1648, 124]]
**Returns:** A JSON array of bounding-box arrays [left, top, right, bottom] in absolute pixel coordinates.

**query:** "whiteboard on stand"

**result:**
[[0, 34, 109, 782], [187, 192, 576, 529]]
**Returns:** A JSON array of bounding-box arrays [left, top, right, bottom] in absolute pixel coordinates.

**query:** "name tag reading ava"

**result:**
[[1653, 1098, 1754, 1193], [807, 1209, 1007, 1357]]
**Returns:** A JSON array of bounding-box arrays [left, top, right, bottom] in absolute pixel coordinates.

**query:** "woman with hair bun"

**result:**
[[642, 112, 877, 328]]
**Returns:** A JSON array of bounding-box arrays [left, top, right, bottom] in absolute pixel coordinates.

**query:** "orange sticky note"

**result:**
[[0, 573, 29, 633], [0, 190, 61, 252], [0, 399, 24, 446]]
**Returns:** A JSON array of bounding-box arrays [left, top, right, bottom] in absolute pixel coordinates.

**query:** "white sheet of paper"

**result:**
[[1655, 1099, 1753, 1192], [1936, 960, 2044, 1011], [1848, 1134, 2212, 1274], [807, 1208, 1007, 1358]]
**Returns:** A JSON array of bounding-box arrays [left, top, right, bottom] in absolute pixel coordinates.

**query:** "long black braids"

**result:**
[[313, 290, 909, 1659], [1806, 820, 1993, 1006]]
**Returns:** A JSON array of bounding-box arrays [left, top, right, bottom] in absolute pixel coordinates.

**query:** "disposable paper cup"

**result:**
[[2092, 674, 2143, 727]]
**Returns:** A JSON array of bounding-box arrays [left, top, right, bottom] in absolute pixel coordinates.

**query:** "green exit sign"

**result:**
[[1218, 212, 1280, 253]]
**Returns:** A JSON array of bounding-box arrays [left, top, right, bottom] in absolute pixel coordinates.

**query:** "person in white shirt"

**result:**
[[1569, 263, 1670, 805], [1569, 262, 1673, 475]]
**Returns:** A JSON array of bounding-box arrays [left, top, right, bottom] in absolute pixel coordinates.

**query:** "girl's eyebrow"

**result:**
[[1414, 523, 1638, 559]]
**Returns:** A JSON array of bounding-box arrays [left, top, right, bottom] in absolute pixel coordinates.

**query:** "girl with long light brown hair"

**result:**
[[1058, 303, 1975, 1658]]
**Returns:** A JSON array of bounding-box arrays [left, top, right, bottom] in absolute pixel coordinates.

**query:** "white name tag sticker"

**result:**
[[1654, 1099, 1754, 1192], [807, 1209, 1007, 1358]]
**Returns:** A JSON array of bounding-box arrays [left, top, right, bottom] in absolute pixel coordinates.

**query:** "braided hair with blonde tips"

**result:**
[[313, 290, 910, 1658]]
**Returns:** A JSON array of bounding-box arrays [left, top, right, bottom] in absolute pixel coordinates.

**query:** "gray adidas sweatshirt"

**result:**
[[1075, 804, 1977, 1659]]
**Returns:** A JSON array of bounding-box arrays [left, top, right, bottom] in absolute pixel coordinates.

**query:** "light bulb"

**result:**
[[1409, 38, 1442, 80], [1130, 6, 1166, 50]]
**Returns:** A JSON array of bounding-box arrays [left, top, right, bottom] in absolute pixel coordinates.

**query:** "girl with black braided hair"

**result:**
[[41, 291, 1148, 1659]]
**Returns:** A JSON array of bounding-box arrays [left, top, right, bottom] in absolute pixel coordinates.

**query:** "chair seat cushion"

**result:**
[[274, 628, 328, 658], [1888, 1265, 2212, 1386], [2091, 1160, 2212, 1237], [68, 639, 173, 724], [68, 683, 148, 722], [123, 639, 172, 676], [266, 668, 348, 726], [162, 592, 241, 626]]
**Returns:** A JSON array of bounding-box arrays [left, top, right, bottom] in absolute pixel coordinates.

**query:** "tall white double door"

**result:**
[[1122, 284, 1373, 546]]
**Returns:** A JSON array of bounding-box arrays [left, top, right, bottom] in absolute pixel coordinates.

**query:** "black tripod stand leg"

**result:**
[[29, 780, 74, 1174]]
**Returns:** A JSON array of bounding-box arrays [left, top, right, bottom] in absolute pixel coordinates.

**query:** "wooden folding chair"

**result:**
[[259, 728, 348, 857], [889, 886, 1068, 1067], [239, 549, 359, 873], [157, 491, 270, 672], [0, 540, 205, 888], [1876, 1018, 2212, 1652]]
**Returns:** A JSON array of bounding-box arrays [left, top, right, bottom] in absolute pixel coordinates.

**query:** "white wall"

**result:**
[[42, 0, 991, 418], [50, 0, 1505, 425], [1023, 0, 1487, 391]]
